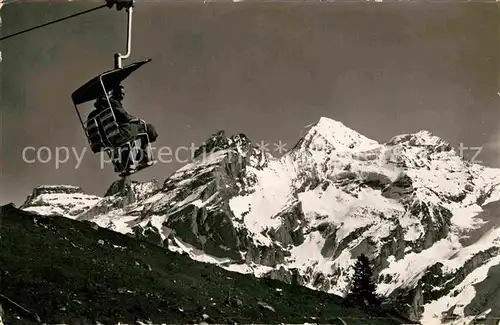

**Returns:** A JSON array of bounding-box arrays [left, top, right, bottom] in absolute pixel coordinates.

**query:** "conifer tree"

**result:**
[[346, 253, 381, 307]]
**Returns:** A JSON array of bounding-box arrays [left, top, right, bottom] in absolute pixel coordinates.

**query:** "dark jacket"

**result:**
[[88, 96, 158, 148], [92, 96, 137, 123]]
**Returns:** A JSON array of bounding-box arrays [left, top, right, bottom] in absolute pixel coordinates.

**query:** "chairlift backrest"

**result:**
[[85, 118, 104, 152], [84, 106, 122, 150], [98, 107, 121, 142]]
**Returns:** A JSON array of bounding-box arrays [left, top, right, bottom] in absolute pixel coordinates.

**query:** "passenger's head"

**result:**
[[112, 84, 125, 100], [94, 93, 110, 110]]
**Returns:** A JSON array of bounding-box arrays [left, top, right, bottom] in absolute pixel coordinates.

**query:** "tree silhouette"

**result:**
[[346, 253, 381, 307]]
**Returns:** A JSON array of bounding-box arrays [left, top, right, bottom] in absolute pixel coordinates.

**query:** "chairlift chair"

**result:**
[[71, 59, 156, 177], [2, 0, 156, 178]]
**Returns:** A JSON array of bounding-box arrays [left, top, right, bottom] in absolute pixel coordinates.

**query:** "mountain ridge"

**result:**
[[15, 117, 500, 325]]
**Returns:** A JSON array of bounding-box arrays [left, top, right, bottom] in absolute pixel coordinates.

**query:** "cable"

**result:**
[[3, 0, 24, 5], [0, 0, 18, 6], [0, 4, 108, 42]]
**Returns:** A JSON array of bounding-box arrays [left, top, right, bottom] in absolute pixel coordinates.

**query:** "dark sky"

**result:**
[[1, 2, 499, 206]]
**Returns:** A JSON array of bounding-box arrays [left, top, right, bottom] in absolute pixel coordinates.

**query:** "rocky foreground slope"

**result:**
[[19, 118, 500, 325], [0, 204, 410, 325]]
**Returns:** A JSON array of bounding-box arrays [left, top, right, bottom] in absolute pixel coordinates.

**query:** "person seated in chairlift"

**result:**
[[109, 84, 158, 144], [90, 84, 158, 169]]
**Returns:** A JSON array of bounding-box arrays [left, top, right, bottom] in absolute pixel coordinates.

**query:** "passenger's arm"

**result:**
[[87, 110, 96, 121], [110, 99, 137, 121]]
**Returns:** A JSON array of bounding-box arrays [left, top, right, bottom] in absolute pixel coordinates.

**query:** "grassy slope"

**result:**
[[0, 204, 413, 325]]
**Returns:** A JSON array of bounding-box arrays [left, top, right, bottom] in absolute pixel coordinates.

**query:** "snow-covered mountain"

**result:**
[[20, 185, 102, 218], [19, 118, 500, 325]]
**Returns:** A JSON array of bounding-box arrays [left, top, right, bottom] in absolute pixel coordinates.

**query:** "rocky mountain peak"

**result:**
[[76, 179, 161, 221], [20, 185, 101, 218], [28, 184, 84, 196], [105, 179, 133, 197], [193, 130, 252, 159], [21, 185, 86, 208], [387, 130, 451, 151], [294, 117, 379, 152], [105, 178, 160, 201]]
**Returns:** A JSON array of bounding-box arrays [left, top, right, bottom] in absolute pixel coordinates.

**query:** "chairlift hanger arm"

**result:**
[[114, 4, 133, 69]]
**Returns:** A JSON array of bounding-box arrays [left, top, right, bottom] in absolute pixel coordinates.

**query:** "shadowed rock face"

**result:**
[[76, 179, 161, 221], [17, 118, 500, 324], [104, 178, 161, 201], [104, 179, 134, 198], [464, 263, 500, 324], [382, 173, 414, 200], [266, 203, 306, 248], [399, 248, 499, 308], [163, 205, 244, 260], [459, 200, 500, 247]]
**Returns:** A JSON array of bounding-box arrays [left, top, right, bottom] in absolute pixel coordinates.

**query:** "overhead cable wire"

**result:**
[[0, 4, 107, 41]]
